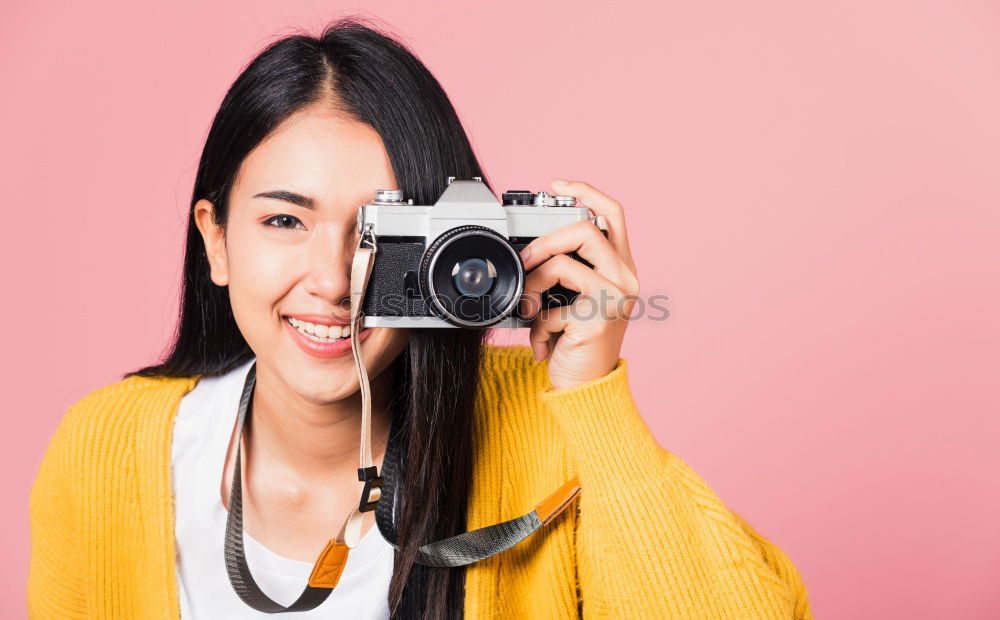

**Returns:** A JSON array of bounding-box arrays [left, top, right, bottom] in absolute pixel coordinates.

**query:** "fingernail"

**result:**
[[520, 246, 531, 262], [552, 178, 567, 186]]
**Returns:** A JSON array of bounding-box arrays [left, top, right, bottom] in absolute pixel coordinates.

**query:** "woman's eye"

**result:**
[[263, 214, 305, 230]]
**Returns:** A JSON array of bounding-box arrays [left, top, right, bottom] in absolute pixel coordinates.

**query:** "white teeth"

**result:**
[[286, 317, 355, 343]]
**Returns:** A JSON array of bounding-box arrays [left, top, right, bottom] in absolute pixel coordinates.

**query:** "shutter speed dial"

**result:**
[[501, 190, 576, 207]]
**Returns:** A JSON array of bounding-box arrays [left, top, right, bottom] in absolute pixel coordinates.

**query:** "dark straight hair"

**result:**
[[126, 17, 491, 618]]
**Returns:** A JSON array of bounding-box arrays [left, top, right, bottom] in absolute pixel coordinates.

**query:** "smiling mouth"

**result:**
[[282, 316, 369, 343]]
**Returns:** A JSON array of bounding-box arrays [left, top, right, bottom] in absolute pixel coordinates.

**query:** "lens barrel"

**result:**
[[418, 225, 524, 327]]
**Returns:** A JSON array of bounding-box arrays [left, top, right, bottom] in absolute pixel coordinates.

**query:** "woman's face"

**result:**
[[195, 104, 409, 405]]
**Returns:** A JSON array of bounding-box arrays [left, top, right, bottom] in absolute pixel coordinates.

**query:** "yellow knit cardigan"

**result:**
[[28, 344, 812, 618]]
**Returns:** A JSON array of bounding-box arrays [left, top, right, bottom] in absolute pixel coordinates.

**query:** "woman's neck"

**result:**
[[245, 362, 394, 484]]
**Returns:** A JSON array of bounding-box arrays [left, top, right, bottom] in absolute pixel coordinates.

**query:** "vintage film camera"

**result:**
[[356, 177, 608, 328]]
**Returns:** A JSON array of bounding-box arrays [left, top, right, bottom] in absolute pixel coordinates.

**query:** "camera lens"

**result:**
[[452, 258, 496, 298], [418, 225, 523, 327]]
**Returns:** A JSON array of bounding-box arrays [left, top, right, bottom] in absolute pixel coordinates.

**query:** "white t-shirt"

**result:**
[[171, 357, 394, 618]]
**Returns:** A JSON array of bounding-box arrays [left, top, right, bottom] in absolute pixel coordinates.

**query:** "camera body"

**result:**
[[356, 177, 607, 328]]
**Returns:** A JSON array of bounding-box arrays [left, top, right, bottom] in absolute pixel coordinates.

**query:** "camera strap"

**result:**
[[223, 226, 581, 612]]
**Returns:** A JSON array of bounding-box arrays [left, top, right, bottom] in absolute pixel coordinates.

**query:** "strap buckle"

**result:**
[[360, 223, 377, 251], [358, 465, 382, 512]]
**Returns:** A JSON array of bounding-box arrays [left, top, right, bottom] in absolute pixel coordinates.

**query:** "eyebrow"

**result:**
[[252, 190, 315, 210]]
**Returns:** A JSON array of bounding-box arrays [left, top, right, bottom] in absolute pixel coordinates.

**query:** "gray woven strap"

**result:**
[[224, 362, 345, 611], [375, 408, 581, 568]]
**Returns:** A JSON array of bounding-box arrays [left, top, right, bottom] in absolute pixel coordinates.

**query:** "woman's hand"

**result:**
[[518, 179, 640, 391]]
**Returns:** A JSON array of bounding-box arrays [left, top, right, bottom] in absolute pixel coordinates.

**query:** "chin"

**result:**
[[295, 376, 360, 406]]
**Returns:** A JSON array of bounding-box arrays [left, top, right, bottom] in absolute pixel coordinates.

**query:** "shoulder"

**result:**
[[473, 342, 568, 454], [40, 373, 200, 473], [478, 343, 550, 394], [469, 344, 584, 521], [64, 373, 199, 432], [476, 343, 560, 424], [480, 341, 539, 369], [31, 373, 200, 521]]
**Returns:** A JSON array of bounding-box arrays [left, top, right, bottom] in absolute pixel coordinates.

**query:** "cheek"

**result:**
[[225, 227, 298, 346]]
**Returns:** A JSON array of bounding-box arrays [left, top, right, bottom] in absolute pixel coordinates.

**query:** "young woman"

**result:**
[[28, 17, 812, 620]]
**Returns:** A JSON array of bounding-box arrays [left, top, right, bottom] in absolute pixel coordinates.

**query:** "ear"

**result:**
[[193, 199, 229, 286]]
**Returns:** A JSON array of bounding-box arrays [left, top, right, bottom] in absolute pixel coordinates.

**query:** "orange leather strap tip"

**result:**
[[534, 476, 582, 525], [307, 539, 350, 588]]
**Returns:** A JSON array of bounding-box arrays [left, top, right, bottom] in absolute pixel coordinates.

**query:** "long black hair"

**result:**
[[126, 16, 490, 618]]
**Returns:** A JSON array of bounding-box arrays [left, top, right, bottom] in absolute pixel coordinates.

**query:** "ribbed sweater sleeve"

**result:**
[[538, 356, 813, 619], [28, 404, 88, 618]]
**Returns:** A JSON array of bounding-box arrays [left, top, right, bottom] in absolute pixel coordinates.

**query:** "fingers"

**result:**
[[519, 254, 632, 321], [519, 220, 635, 292], [528, 308, 567, 362], [550, 179, 636, 273], [516, 179, 641, 363]]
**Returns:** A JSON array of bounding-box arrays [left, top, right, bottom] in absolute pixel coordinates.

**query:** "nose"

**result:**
[[301, 227, 354, 313]]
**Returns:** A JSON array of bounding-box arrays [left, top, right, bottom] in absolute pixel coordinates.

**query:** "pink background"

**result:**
[[3, 1, 999, 617]]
